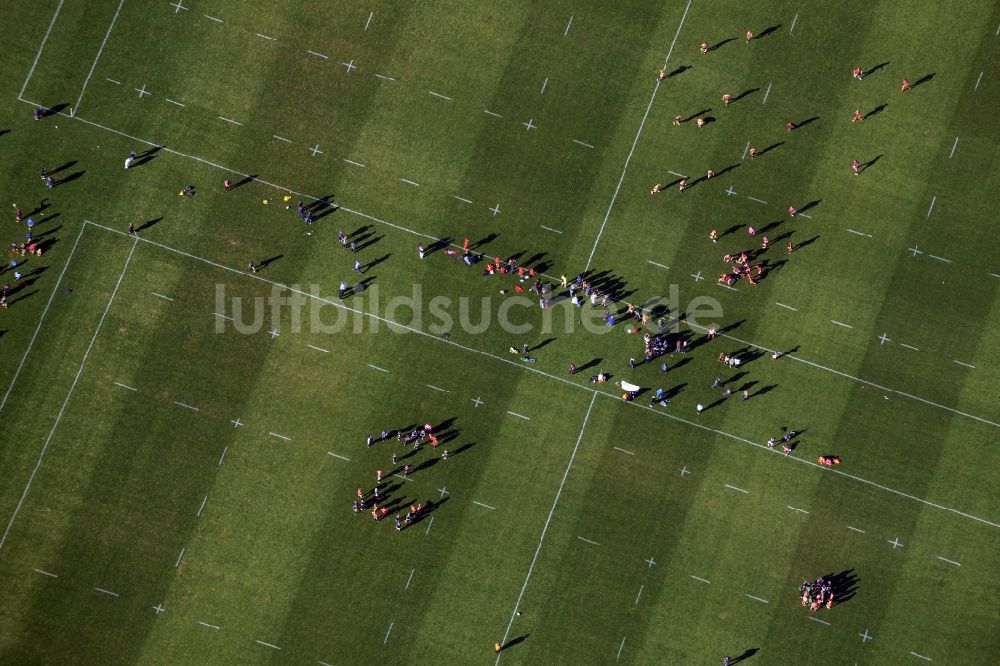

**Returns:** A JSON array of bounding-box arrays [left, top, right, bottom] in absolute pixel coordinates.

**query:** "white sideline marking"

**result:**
[[540, 225, 563, 234], [307, 50, 328, 59], [175, 548, 185, 567], [165, 99, 185, 107], [810, 617, 831, 626], [95, 587, 118, 597], [404, 568, 414, 591], [564, 15, 573, 36], [255, 33, 276, 41], [929, 254, 951, 263], [647, 260, 669, 270], [776, 302, 798, 311], [383, 623, 393, 645], [400, 178, 420, 187], [426, 384, 448, 393], [787, 505, 810, 514], [19, 0, 64, 99], [497, 393, 596, 660], [367, 363, 389, 373], [204, 15, 222, 23], [343, 159, 366, 168], [365, 11, 374, 31], [540, 77, 548, 94], [953, 360, 976, 369], [75, 0, 125, 116], [33, 568, 57, 578], [269, 432, 291, 441], [572, 139, 595, 148], [0, 198, 86, 415], [506, 411, 530, 420], [745, 593, 769, 604], [725, 484, 749, 494], [847, 525, 866, 534], [198, 621, 220, 630], [374, 73, 396, 81], [974, 71, 983, 91], [937, 556, 961, 566], [255, 640, 281, 650], [747, 195, 767, 204], [76, 220, 1000, 526], [484, 110, 503, 118], [577, 536, 599, 545], [847, 228, 872, 237], [106, 78, 121, 85], [949, 137, 959, 159], [113, 381, 137, 391], [428, 91, 452, 101], [900, 343, 920, 351], [173, 401, 199, 412], [762, 81, 772, 105], [635, 585, 643, 605], [910, 652, 932, 662], [690, 575, 710, 584], [831, 320, 853, 329], [218, 446, 228, 465], [614, 447, 636, 456], [473, 501, 496, 510], [927, 196, 936, 218], [452, 195, 473, 204], [790, 13, 798, 33], [272, 134, 292, 143], [327, 452, 351, 462], [197, 495, 208, 517], [0, 237, 137, 552], [585, 0, 692, 271], [218, 116, 242, 126], [307, 344, 329, 353]]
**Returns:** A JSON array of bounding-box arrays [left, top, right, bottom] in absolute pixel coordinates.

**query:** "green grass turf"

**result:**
[[1, 0, 999, 663]]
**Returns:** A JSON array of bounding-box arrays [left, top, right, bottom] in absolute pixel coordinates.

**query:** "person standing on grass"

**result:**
[[34, 107, 44, 121], [901, 78, 910, 92], [852, 109, 864, 123], [745, 30, 753, 42], [749, 147, 757, 159], [723, 94, 731, 106], [127, 222, 137, 236], [124, 151, 136, 169], [339, 281, 350, 299], [786, 121, 795, 132], [657, 69, 667, 81], [787, 241, 794, 255], [417, 244, 425, 259], [853, 159, 861, 176], [761, 236, 769, 250], [709, 229, 718, 243], [748, 225, 756, 237], [247, 260, 256, 273], [674, 115, 682, 126], [853, 67, 863, 80], [354, 260, 363, 274], [224, 179, 233, 191]]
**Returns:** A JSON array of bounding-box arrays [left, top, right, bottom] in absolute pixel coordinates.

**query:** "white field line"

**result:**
[[255, 640, 281, 650], [383, 623, 394, 645], [776, 302, 798, 311], [307, 50, 328, 59], [577, 536, 599, 545], [497, 393, 597, 662], [689, 575, 710, 584], [540, 225, 563, 234], [717, 282, 738, 292], [255, 33, 276, 41], [790, 13, 799, 33], [404, 568, 414, 591], [272, 134, 292, 143], [327, 452, 351, 461], [506, 411, 530, 420], [667, 170, 687, 178], [540, 77, 548, 94], [953, 360, 976, 369], [990, 273, 1000, 279], [452, 195, 473, 204], [175, 547, 185, 567], [0, 237, 137, 552], [928, 254, 951, 263], [365, 11, 374, 31], [927, 196, 936, 218], [425, 384, 448, 393], [831, 320, 854, 329], [974, 71, 983, 91], [106, 78, 121, 85], [306, 344, 329, 353], [218, 116, 242, 126], [166, 98, 185, 107], [762, 81, 772, 104], [19, 0, 65, 99], [213, 312, 233, 321], [80, 221, 1000, 527], [95, 587, 118, 597], [0, 223, 86, 414], [424, 515, 434, 535], [367, 363, 389, 373], [400, 178, 420, 187], [847, 229, 873, 237], [747, 195, 767, 204], [33, 568, 58, 578], [428, 91, 453, 101], [635, 585, 643, 605], [343, 158, 365, 168], [173, 400, 199, 412], [374, 73, 396, 81], [268, 432, 291, 442], [572, 139, 595, 148], [810, 617, 831, 626], [847, 525, 866, 534], [949, 137, 959, 159], [613, 447, 636, 456], [910, 652, 932, 662], [113, 381, 137, 391], [787, 505, 810, 514], [484, 109, 503, 118], [617, 636, 626, 661], [900, 343, 920, 351], [197, 621, 220, 630], [197, 495, 208, 517], [217, 446, 228, 465], [647, 260, 669, 269], [473, 501, 496, 510], [742, 141, 750, 159], [75, 0, 127, 114], [564, 15, 573, 36], [936, 556, 961, 566], [204, 15, 223, 23], [725, 484, 749, 494], [798, 212, 813, 219], [745, 593, 769, 604], [584, 0, 692, 271]]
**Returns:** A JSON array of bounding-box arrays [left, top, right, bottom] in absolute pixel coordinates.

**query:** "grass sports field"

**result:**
[[1, 0, 999, 663]]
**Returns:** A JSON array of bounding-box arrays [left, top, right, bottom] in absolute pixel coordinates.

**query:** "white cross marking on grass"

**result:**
[[152, 603, 166, 614], [974, 71, 983, 91], [365, 11, 374, 31], [926, 196, 936, 218], [909, 246, 923, 257], [268, 328, 280, 339], [879, 332, 891, 346], [342, 60, 356, 73], [860, 629, 872, 642], [437, 487, 449, 499], [691, 271, 704, 282], [725, 185, 738, 196], [471, 396, 483, 407], [540, 77, 548, 94], [564, 15, 574, 36], [645, 557, 656, 567], [889, 537, 904, 549], [949, 137, 959, 159], [490, 203, 502, 216], [230, 418, 243, 428], [135, 84, 151, 98], [170, 0, 187, 12], [679, 466, 689, 476], [522, 118, 537, 131], [308, 144, 323, 156]]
